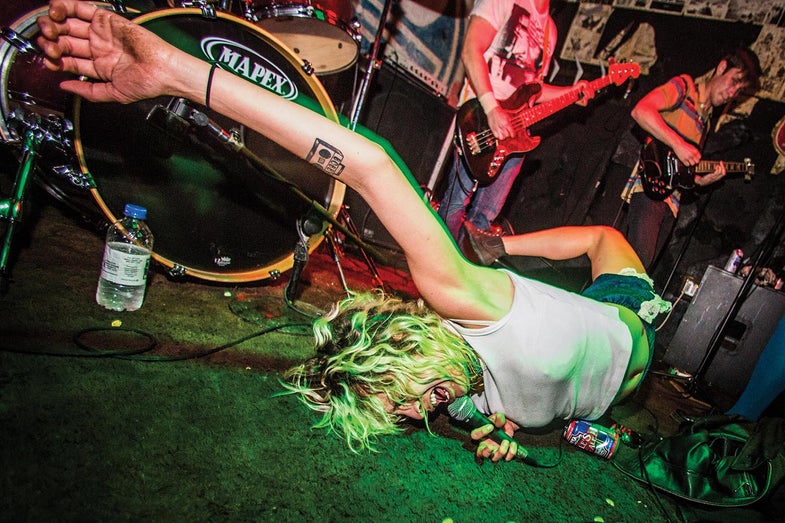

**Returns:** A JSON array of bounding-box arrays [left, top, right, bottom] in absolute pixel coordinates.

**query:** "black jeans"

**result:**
[[626, 192, 676, 269]]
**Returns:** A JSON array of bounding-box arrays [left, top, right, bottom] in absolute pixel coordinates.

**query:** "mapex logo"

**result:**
[[200, 37, 298, 100]]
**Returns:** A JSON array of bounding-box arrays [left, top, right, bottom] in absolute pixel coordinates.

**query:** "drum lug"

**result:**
[[350, 18, 362, 42], [301, 60, 315, 76], [176, 1, 218, 18], [52, 165, 95, 190], [0, 28, 36, 55], [168, 265, 188, 279], [268, 269, 281, 280], [107, 1, 129, 14]]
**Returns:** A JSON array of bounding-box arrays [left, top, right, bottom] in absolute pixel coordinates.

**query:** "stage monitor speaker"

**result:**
[[343, 61, 456, 252], [664, 265, 785, 407]]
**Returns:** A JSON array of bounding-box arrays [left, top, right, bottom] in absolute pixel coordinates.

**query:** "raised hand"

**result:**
[[36, 0, 198, 104]]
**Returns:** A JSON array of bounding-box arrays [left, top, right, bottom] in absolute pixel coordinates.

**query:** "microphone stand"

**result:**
[[181, 102, 389, 265], [348, 0, 395, 130]]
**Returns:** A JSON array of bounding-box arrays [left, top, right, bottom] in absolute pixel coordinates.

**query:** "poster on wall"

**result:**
[[752, 24, 785, 101], [684, 0, 730, 19], [560, 1, 614, 65], [354, 0, 469, 105], [612, 0, 651, 9]]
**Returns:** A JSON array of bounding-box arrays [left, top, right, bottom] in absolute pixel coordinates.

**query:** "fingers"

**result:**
[[488, 110, 513, 140], [469, 412, 518, 463], [37, 1, 101, 70], [470, 422, 494, 441], [474, 436, 517, 462]]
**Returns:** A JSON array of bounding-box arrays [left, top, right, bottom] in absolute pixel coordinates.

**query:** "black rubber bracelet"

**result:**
[[205, 62, 218, 109]]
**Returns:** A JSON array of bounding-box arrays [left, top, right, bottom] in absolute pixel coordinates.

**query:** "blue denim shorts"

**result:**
[[581, 269, 671, 356]]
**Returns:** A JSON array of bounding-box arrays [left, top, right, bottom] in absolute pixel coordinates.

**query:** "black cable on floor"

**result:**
[[0, 323, 312, 361]]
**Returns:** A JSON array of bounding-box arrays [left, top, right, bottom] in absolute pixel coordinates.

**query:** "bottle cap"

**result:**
[[123, 203, 148, 220]]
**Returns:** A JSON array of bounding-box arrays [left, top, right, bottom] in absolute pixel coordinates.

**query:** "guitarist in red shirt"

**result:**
[[622, 48, 761, 269], [438, 0, 595, 254]]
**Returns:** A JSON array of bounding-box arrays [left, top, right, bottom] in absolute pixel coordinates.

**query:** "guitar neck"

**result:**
[[695, 160, 749, 174], [515, 76, 612, 127]]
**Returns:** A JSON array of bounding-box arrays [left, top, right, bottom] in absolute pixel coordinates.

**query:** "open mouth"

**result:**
[[429, 386, 453, 410]]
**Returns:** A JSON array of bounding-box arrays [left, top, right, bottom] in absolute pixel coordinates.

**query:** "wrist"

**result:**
[[478, 92, 499, 114]]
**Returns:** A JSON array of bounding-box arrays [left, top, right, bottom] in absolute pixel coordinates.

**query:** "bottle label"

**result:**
[[100, 242, 151, 286]]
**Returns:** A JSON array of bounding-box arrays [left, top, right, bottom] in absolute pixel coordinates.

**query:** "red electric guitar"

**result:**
[[455, 61, 640, 185]]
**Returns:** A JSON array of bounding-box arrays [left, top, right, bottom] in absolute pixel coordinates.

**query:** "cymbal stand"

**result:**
[[323, 206, 385, 292], [320, 0, 395, 290], [0, 111, 72, 294]]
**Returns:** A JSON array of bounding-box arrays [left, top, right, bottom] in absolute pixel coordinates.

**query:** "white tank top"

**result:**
[[445, 270, 633, 427]]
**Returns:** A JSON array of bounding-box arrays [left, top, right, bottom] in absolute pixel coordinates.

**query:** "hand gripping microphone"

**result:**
[[447, 396, 540, 466]]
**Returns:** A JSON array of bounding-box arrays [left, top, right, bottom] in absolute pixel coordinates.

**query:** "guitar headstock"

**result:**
[[608, 62, 641, 86], [743, 157, 755, 182]]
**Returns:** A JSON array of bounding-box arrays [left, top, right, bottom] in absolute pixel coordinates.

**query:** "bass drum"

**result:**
[[74, 9, 344, 282]]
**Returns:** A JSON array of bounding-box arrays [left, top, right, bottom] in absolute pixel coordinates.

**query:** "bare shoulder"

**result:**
[[426, 264, 514, 322]]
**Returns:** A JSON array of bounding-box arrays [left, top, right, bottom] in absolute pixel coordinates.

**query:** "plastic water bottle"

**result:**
[[96, 203, 154, 311]]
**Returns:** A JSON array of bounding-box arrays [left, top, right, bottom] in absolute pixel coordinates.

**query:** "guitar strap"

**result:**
[[537, 22, 550, 82]]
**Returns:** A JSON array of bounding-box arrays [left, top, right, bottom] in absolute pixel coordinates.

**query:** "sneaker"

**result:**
[[463, 221, 506, 266]]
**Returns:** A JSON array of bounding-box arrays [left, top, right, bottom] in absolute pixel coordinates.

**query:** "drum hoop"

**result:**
[[74, 8, 345, 282], [253, 5, 356, 34]]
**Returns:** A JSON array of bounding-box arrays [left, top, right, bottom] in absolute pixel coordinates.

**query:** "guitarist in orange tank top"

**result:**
[[622, 48, 761, 269]]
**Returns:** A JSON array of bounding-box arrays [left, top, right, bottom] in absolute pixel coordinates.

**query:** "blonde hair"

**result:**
[[283, 291, 482, 452]]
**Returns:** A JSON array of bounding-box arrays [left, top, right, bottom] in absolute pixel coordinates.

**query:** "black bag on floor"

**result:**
[[613, 415, 785, 507]]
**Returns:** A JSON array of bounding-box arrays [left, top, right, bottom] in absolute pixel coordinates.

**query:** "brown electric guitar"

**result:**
[[639, 136, 755, 200], [455, 61, 640, 185]]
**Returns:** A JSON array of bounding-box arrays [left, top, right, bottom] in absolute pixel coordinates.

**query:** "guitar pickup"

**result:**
[[465, 131, 496, 157]]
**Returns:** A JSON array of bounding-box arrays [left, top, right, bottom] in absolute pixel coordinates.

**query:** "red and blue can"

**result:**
[[563, 420, 619, 459], [724, 249, 744, 274]]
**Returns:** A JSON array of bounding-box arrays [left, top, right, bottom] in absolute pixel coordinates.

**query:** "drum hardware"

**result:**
[[52, 165, 96, 190], [107, 0, 129, 13], [167, 264, 188, 278], [284, 209, 323, 304], [0, 111, 72, 293], [1, 27, 37, 55], [300, 59, 315, 76], [346, 0, 392, 130], [328, 205, 384, 290]]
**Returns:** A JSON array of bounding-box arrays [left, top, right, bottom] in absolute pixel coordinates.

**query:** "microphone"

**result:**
[[447, 396, 540, 466], [285, 212, 324, 303]]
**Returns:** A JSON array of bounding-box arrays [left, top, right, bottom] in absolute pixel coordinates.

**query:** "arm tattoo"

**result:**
[[306, 138, 345, 176]]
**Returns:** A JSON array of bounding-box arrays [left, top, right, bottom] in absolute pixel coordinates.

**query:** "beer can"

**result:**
[[724, 249, 744, 274], [563, 420, 619, 459]]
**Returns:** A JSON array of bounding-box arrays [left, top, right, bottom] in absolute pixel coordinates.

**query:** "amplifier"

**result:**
[[664, 265, 785, 407]]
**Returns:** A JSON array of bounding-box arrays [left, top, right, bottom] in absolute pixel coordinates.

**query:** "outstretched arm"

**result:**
[[37, 0, 512, 321], [500, 226, 645, 280]]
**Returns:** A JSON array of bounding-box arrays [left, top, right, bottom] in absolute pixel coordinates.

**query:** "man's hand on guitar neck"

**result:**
[[694, 161, 727, 186], [538, 81, 596, 107]]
